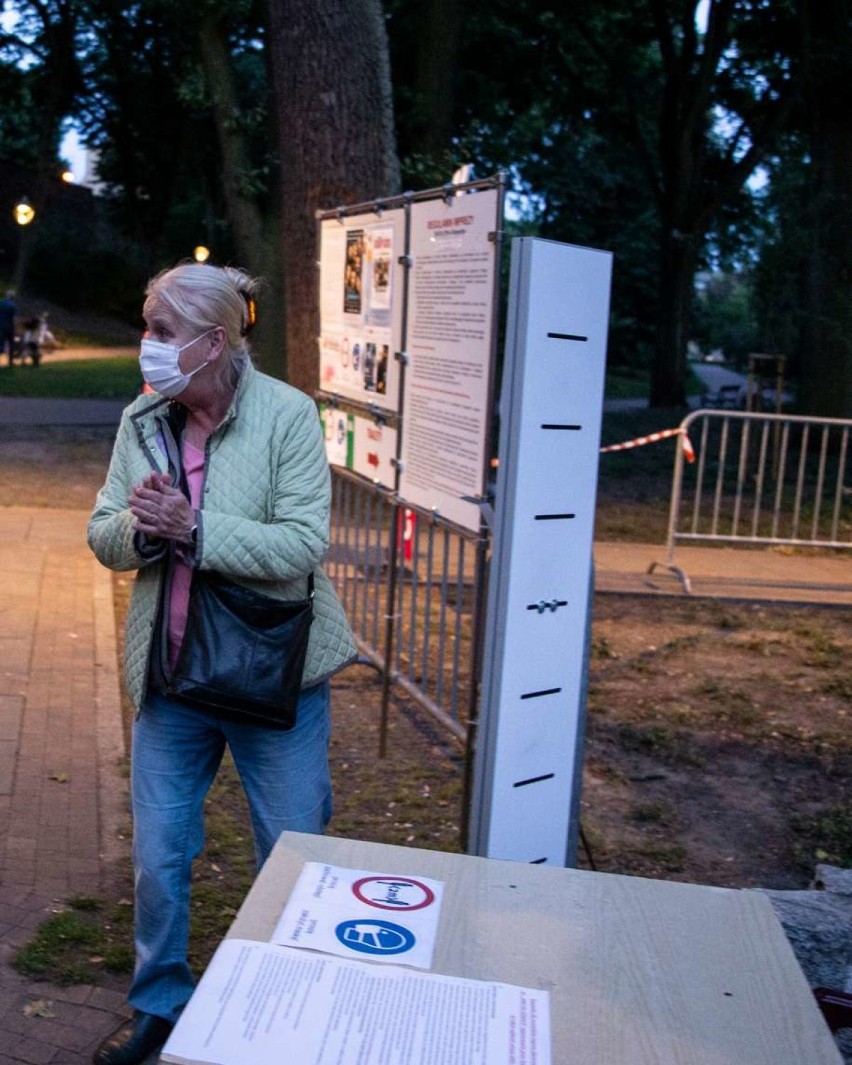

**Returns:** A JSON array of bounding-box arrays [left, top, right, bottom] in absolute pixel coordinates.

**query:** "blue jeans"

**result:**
[[128, 682, 332, 1022]]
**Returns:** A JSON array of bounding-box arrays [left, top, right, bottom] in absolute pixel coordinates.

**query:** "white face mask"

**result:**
[[139, 329, 216, 397]]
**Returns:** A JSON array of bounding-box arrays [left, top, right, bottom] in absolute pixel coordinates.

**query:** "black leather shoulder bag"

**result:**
[[168, 571, 314, 729]]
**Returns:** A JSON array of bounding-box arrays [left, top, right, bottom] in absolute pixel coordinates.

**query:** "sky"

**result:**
[[60, 126, 88, 182]]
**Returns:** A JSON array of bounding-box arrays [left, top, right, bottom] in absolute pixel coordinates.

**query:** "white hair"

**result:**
[[143, 262, 261, 361]]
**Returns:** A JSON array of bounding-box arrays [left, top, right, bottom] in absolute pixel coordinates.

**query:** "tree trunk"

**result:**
[[646, 0, 712, 408], [797, 0, 852, 418], [411, 0, 464, 160], [266, 0, 400, 394], [651, 230, 698, 407], [198, 12, 286, 377]]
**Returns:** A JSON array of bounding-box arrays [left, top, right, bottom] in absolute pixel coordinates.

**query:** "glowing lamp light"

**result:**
[[60, 170, 75, 184], [193, 245, 211, 263], [14, 199, 35, 226]]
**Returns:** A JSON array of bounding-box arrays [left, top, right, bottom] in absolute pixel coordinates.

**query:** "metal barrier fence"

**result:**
[[327, 467, 485, 746], [653, 409, 852, 591]]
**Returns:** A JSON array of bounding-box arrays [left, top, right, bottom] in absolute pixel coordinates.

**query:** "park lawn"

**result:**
[[0, 357, 141, 399]]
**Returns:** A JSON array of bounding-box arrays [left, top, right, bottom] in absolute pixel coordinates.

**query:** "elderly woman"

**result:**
[[88, 263, 355, 1065]]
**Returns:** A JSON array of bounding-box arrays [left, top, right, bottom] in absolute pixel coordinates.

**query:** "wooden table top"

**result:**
[[226, 833, 842, 1065]]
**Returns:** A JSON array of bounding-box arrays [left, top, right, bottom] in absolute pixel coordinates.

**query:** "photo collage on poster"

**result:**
[[319, 212, 402, 414]]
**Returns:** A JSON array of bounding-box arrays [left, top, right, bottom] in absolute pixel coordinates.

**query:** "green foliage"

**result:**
[[693, 271, 761, 368], [751, 137, 811, 371], [26, 207, 149, 320], [387, 0, 794, 382], [76, 2, 222, 255], [617, 722, 705, 767], [0, 65, 41, 168], [0, 0, 847, 409], [73, 0, 270, 265]]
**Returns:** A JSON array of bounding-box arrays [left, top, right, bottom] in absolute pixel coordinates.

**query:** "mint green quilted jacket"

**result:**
[[87, 361, 357, 710]]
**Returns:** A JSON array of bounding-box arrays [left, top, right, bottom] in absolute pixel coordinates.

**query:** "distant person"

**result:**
[[0, 289, 16, 364], [19, 312, 56, 366], [87, 262, 356, 1065]]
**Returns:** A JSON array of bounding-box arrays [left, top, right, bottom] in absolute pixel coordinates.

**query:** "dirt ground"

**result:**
[[585, 595, 850, 887], [4, 424, 850, 897]]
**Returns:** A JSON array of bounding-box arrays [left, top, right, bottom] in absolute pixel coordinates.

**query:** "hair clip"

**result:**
[[242, 293, 257, 336]]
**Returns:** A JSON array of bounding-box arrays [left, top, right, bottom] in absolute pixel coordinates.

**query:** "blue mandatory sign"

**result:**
[[335, 919, 415, 956]]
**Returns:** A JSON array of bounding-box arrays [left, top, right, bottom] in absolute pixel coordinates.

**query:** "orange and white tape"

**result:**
[[600, 427, 695, 463]]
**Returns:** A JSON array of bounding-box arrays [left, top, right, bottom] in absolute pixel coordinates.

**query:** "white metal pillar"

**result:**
[[468, 237, 612, 865]]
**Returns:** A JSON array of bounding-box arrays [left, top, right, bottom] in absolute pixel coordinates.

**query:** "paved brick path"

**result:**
[[0, 508, 131, 1065]]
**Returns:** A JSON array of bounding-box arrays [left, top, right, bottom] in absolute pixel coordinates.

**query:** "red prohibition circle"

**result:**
[[352, 876, 436, 911]]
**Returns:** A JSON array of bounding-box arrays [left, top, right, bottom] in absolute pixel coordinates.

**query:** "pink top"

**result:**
[[167, 440, 205, 670]]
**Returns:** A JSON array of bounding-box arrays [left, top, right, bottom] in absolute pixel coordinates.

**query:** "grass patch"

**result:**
[[12, 897, 134, 986], [629, 802, 668, 824], [617, 722, 705, 766], [0, 357, 140, 399], [591, 635, 619, 661], [596, 408, 685, 542], [821, 674, 852, 699], [707, 605, 748, 631], [798, 628, 845, 669], [604, 370, 648, 400], [12, 763, 259, 986], [637, 842, 687, 872], [791, 807, 852, 868], [691, 678, 757, 728], [603, 369, 706, 400]]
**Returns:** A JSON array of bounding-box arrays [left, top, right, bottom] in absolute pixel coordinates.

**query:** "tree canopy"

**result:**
[[0, 0, 849, 414]]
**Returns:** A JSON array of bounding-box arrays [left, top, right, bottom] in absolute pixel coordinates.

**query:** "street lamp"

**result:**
[[12, 198, 36, 295], [14, 198, 35, 226], [193, 245, 211, 263]]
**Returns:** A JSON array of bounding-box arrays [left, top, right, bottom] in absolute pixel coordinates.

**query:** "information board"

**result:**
[[398, 189, 499, 531]]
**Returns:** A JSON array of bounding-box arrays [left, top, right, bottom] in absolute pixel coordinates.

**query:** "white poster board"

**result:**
[[397, 189, 499, 531], [318, 208, 405, 413]]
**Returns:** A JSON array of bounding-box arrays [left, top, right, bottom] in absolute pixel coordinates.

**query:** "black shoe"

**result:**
[[92, 1011, 174, 1065]]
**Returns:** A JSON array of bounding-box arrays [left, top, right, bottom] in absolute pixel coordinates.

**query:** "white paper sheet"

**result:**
[[160, 939, 551, 1065], [270, 862, 444, 969]]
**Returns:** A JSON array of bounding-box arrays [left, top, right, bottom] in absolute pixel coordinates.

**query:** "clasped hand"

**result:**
[[130, 472, 194, 542]]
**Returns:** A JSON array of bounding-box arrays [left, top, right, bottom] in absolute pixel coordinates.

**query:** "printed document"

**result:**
[[160, 938, 551, 1065]]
